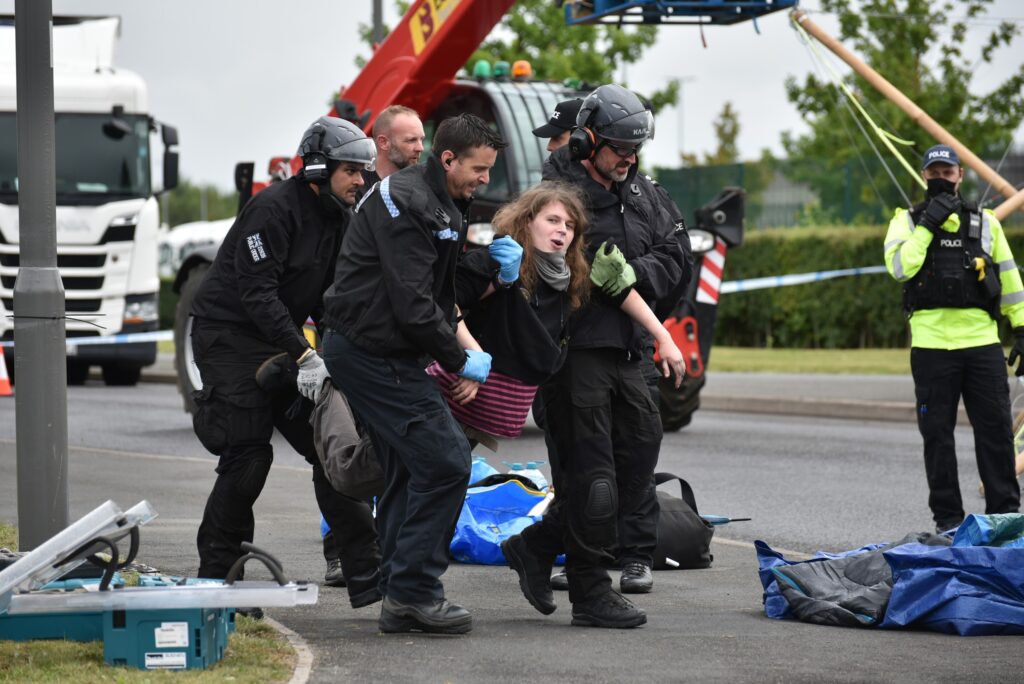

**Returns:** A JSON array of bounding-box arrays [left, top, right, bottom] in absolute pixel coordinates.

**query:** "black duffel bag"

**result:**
[[652, 472, 714, 570]]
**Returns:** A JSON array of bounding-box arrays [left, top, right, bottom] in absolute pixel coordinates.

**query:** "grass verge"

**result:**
[[0, 523, 15, 550], [710, 346, 912, 374], [0, 523, 295, 683]]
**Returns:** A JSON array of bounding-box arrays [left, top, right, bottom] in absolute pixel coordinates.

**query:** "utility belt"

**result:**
[[903, 203, 1001, 320]]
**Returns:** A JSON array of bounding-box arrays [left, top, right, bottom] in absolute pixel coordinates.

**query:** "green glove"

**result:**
[[590, 241, 636, 297], [590, 241, 623, 288]]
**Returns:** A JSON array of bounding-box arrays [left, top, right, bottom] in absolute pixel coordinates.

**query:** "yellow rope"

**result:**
[[791, 16, 927, 190]]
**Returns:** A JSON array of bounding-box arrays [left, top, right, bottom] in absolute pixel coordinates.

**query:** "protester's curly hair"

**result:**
[[492, 182, 590, 311]]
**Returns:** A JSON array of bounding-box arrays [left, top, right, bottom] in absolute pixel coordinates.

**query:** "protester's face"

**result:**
[[329, 162, 366, 205], [547, 130, 571, 153], [592, 141, 637, 183], [384, 114, 426, 170], [443, 146, 498, 200], [922, 162, 963, 194], [529, 201, 575, 254]]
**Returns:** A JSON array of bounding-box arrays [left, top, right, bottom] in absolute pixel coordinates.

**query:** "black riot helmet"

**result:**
[[569, 84, 655, 161], [297, 116, 376, 184]]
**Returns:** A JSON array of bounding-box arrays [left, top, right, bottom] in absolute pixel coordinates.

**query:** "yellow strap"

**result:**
[[791, 17, 927, 191]]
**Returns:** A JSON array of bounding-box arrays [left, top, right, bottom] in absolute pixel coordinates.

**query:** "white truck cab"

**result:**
[[0, 15, 178, 385]]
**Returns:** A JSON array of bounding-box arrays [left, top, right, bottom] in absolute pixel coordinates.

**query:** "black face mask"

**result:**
[[318, 187, 349, 218], [926, 176, 957, 199]]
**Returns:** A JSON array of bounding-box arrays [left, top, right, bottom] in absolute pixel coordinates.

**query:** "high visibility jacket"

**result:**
[[884, 205, 1024, 349]]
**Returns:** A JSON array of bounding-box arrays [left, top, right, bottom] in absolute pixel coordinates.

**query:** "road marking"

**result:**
[[712, 536, 811, 560], [0, 439, 312, 475]]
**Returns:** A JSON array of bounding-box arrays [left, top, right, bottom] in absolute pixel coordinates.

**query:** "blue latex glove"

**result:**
[[488, 235, 524, 284], [459, 349, 492, 383]]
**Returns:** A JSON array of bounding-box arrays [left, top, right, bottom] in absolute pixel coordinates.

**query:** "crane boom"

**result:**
[[333, 0, 516, 127]]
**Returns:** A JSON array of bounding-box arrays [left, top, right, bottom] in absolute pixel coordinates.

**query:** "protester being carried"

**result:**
[[428, 181, 686, 450]]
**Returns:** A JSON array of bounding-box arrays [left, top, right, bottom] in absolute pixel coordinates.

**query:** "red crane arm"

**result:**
[[334, 0, 516, 126]]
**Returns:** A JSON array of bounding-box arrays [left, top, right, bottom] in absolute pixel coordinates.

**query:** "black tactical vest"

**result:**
[[903, 202, 1000, 318]]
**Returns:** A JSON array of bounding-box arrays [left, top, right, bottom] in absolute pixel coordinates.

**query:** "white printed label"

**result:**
[[145, 651, 187, 669], [154, 621, 189, 648]]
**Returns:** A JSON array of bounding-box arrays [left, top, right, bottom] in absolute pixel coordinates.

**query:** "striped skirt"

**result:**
[[425, 361, 538, 439]]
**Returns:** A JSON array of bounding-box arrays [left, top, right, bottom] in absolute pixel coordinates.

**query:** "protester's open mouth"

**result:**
[[551, 238, 565, 250]]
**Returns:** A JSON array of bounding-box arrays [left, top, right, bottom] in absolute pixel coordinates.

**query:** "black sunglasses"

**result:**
[[605, 141, 642, 158]]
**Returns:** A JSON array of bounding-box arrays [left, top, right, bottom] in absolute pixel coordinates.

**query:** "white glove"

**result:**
[[296, 351, 330, 403]]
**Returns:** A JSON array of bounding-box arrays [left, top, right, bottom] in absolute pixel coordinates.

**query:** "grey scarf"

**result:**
[[533, 248, 571, 291]]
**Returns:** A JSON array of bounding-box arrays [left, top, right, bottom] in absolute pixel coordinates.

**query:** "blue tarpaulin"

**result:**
[[881, 543, 1024, 635], [757, 513, 1024, 635], [450, 479, 545, 565]]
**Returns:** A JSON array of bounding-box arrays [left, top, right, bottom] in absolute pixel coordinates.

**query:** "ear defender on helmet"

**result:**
[[300, 126, 329, 184], [568, 126, 597, 161]]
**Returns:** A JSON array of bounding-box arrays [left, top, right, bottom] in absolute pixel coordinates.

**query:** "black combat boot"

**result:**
[[501, 534, 556, 615], [571, 590, 646, 629], [619, 561, 653, 594], [378, 596, 472, 634]]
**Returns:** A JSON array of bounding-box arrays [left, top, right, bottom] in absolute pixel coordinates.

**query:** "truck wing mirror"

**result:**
[[159, 123, 180, 192], [162, 124, 179, 147]]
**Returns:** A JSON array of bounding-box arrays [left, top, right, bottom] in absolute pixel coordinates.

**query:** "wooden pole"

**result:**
[[792, 9, 1018, 202], [994, 188, 1024, 222]]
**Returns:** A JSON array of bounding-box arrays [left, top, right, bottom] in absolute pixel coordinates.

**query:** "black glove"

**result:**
[[1008, 327, 1024, 377], [918, 193, 960, 233]]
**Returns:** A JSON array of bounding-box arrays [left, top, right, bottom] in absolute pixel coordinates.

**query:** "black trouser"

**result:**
[[522, 348, 663, 603], [910, 343, 1021, 526], [191, 320, 380, 602], [532, 347, 661, 569], [323, 331, 471, 605]]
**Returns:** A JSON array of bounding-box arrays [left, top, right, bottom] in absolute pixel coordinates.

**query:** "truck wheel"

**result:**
[[102, 364, 141, 386], [174, 262, 209, 414], [67, 360, 90, 386], [658, 373, 706, 432]]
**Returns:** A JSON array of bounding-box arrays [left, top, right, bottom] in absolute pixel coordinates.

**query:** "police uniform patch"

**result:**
[[246, 231, 269, 264]]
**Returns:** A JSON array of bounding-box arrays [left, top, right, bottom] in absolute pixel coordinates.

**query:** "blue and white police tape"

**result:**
[[0, 265, 890, 350], [0, 329, 173, 349], [720, 265, 887, 295]]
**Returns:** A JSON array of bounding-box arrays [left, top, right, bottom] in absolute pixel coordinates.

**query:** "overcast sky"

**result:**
[[7, 1, 1021, 190]]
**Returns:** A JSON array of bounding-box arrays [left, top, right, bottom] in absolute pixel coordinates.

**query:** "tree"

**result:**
[[782, 0, 1024, 223], [681, 101, 741, 166], [161, 179, 238, 228], [353, 0, 678, 111]]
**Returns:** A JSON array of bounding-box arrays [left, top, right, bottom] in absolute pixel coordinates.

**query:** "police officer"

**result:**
[[533, 97, 693, 596], [885, 144, 1022, 533], [370, 105, 426, 182], [503, 84, 685, 628], [319, 104, 425, 588], [321, 113, 507, 635], [533, 97, 583, 153], [189, 117, 383, 610]]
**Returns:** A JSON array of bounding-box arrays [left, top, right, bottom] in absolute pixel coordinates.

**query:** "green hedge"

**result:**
[[715, 225, 1024, 348]]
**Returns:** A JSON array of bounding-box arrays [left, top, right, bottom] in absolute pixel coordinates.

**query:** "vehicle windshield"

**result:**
[[0, 112, 151, 203]]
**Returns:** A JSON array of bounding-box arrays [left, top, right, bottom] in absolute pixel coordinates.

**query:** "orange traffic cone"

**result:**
[[0, 346, 11, 396]]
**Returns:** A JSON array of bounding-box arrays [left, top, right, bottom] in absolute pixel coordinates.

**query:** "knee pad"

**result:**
[[585, 478, 617, 524], [229, 455, 273, 503]]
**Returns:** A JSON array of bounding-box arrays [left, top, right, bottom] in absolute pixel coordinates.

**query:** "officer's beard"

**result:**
[[926, 177, 958, 199]]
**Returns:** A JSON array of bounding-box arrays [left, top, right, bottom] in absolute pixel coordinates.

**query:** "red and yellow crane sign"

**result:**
[[410, 0, 462, 55]]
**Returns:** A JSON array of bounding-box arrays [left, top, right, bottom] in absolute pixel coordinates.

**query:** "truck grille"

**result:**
[[1, 275, 104, 290], [0, 253, 107, 268], [3, 297, 102, 313]]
